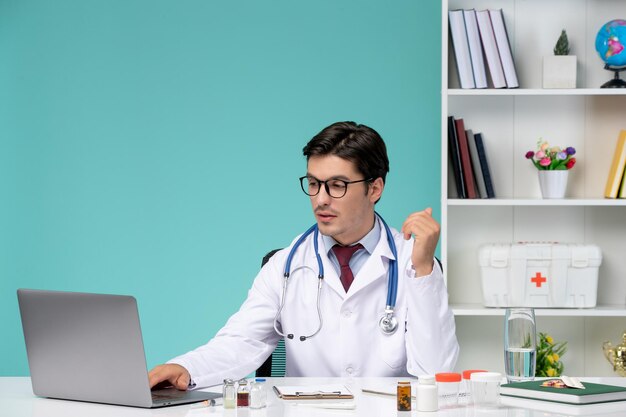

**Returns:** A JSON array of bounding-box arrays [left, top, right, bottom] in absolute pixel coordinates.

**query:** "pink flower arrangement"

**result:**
[[525, 139, 576, 170]]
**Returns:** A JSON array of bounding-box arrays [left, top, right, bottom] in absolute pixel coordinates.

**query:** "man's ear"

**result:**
[[369, 177, 384, 203]]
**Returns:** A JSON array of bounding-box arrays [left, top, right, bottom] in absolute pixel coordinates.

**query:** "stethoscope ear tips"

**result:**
[[299, 336, 306, 341], [287, 334, 294, 339]]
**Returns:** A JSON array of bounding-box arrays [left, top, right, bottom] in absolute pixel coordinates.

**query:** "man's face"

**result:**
[[305, 155, 383, 246]]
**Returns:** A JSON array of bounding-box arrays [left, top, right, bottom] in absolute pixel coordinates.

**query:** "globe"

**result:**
[[595, 19, 626, 67]]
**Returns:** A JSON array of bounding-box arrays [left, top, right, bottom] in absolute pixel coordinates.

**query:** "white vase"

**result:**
[[538, 170, 569, 199]]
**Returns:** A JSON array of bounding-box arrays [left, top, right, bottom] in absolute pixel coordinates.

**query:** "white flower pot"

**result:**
[[543, 56, 577, 89], [538, 170, 569, 199]]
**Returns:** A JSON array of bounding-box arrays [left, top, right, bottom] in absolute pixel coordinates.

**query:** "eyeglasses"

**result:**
[[299, 176, 373, 199]]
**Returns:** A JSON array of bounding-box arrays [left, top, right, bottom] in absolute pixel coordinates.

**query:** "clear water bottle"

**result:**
[[249, 378, 267, 409]]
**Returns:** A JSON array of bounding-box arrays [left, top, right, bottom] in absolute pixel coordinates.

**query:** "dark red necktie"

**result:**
[[332, 244, 363, 292]]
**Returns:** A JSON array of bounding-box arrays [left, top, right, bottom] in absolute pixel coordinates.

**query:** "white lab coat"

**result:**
[[170, 218, 459, 388]]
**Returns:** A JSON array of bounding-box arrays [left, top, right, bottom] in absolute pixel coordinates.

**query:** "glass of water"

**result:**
[[504, 308, 536, 383]]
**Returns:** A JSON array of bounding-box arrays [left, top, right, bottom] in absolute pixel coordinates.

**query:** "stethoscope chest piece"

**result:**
[[379, 308, 398, 334]]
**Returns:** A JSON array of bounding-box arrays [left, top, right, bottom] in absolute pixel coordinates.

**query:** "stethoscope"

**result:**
[[273, 213, 399, 341]]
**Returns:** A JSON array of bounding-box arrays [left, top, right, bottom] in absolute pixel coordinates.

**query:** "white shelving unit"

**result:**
[[442, 0, 626, 376]]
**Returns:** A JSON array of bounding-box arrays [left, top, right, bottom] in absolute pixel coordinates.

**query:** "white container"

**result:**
[[461, 370, 486, 405], [470, 372, 502, 408], [417, 375, 438, 412], [479, 243, 602, 308], [435, 373, 461, 408]]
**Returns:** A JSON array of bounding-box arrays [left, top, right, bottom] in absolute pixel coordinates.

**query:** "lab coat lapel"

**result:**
[[347, 232, 395, 297], [317, 235, 348, 298]]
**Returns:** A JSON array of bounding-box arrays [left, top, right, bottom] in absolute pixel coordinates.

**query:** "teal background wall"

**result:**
[[0, 0, 441, 376]]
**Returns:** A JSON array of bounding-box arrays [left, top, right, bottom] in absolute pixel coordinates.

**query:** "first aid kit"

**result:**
[[478, 243, 602, 308]]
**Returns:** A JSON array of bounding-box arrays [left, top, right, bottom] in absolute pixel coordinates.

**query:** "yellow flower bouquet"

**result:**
[[536, 332, 567, 377]]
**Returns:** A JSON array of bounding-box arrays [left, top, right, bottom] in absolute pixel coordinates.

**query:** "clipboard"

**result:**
[[272, 384, 354, 400]]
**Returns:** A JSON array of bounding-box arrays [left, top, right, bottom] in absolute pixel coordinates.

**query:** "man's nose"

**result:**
[[315, 183, 332, 205]]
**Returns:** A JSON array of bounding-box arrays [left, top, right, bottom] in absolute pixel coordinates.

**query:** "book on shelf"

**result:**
[[604, 130, 626, 198], [475, 10, 506, 88], [501, 380, 626, 405], [447, 116, 466, 198], [489, 9, 519, 88], [473, 132, 496, 198], [454, 118, 478, 199], [467, 129, 487, 198], [463, 9, 488, 89], [619, 166, 626, 198], [448, 9, 475, 89]]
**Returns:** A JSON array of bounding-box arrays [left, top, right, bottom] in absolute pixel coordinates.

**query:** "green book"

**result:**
[[501, 380, 626, 404]]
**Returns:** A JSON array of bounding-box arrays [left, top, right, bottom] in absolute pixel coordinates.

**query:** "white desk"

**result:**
[[3, 377, 626, 417]]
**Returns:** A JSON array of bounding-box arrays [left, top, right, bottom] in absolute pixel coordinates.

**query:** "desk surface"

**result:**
[[3, 377, 626, 417]]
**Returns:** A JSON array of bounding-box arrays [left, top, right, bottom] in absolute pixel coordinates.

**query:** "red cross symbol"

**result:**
[[531, 272, 547, 288]]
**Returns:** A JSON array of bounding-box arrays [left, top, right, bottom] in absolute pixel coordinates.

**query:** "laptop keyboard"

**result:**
[[152, 389, 190, 402]]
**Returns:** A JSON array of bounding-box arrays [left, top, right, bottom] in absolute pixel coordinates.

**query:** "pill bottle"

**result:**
[[397, 381, 412, 411], [223, 379, 236, 409], [435, 372, 461, 408], [249, 378, 267, 409], [471, 372, 503, 408], [417, 375, 438, 412]]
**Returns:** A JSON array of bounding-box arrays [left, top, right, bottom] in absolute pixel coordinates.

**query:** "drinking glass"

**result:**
[[504, 308, 536, 383]]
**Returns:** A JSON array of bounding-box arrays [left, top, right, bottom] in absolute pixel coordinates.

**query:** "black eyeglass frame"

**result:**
[[299, 175, 374, 199]]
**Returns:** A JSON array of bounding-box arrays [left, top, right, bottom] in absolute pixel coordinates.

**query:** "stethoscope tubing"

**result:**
[[274, 213, 398, 341]]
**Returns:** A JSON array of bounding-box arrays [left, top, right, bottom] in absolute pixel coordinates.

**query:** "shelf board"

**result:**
[[446, 198, 626, 207], [452, 304, 626, 317], [447, 88, 626, 96]]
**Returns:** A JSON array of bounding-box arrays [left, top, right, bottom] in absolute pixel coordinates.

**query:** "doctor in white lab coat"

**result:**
[[149, 121, 459, 390]]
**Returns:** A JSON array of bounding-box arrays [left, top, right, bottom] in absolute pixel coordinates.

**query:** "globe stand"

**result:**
[[601, 64, 626, 88]]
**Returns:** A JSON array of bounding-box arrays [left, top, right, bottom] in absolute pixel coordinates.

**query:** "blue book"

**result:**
[[474, 133, 495, 198]]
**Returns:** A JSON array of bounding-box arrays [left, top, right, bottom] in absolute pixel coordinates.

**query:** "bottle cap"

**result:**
[[418, 375, 436, 385], [470, 372, 503, 382], [255, 378, 266, 382], [223, 378, 234, 384], [462, 370, 487, 380], [435, 372, 462, 382], [238, 378, 248, 384]]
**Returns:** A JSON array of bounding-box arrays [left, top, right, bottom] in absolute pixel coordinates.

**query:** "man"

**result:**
[[149, 121, 459, 390]]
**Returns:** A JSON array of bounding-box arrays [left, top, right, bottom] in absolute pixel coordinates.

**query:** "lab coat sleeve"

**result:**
[[167, 251, 285, 388], [404, 258, 460, 376]]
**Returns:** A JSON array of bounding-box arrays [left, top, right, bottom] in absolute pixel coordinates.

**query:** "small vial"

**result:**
[[397, 381, 411, 411], [237, 378, 249, 407], [222, 379, 236, 409], [249, 378, 267, 409]]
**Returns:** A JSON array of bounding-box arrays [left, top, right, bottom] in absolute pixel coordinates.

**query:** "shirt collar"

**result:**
[[321, 216, 381, 255]]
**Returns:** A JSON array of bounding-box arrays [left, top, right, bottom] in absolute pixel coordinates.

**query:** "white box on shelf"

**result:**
[[478, 243, 602, 308]]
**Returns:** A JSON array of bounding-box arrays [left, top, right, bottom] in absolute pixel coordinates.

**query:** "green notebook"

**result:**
[[501, 380, 626, 405]]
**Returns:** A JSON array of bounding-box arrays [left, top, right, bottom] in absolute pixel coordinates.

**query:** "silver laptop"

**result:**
[[17, 288, 221, 408]]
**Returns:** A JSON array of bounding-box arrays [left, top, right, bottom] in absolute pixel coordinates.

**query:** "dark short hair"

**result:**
[[302, 121, 390, 183]]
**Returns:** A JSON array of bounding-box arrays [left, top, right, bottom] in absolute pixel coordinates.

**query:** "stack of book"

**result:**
[[449, 8, 519, 89], [604, 130, 626, 199], [447, 116, 495, 199]]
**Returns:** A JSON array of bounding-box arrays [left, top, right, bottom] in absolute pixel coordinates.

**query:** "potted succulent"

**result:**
[[543, 29, 577, 88]]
